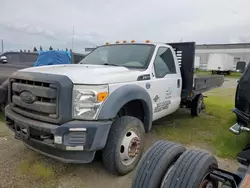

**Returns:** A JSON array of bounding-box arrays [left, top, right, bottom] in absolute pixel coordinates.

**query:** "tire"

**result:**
[[162, 150, 218, 188], [191, 94, 204, 117], [102, 116, 145, 175], [131, 140, 186, 188]]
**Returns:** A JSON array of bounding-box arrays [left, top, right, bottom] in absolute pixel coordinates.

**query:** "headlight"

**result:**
[[72, 85, 109, 120]]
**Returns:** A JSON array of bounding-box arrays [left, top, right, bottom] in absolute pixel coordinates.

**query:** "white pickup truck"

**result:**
[[4, 41, 224, 176]]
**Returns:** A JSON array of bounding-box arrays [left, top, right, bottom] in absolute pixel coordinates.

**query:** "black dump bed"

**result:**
[[167, 42, 224, 100], [193, 75, 224, 95]]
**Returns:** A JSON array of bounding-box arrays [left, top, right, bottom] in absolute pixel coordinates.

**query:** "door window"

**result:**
[[154, 47, 176, 78]]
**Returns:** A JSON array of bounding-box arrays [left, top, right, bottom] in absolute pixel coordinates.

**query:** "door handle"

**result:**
[[177, 79, 180, 88]]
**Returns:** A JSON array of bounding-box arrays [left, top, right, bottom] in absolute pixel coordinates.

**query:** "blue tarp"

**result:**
[[34, 50, 72, 67]]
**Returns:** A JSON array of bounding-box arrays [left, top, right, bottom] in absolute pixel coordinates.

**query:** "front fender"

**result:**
[[97, 84, 153, 132]]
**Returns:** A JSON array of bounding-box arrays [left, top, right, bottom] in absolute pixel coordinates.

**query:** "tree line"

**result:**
[[19, 46, 72, 52]]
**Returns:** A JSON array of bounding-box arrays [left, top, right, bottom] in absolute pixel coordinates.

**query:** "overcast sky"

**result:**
[[0, 0, 250, 53]]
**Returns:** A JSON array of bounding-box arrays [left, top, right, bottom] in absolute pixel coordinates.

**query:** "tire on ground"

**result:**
[[131, 140, 186, 188], [191, 94, 204, 117], [102, 116, 145, 175], [162, 149, 218, 188]]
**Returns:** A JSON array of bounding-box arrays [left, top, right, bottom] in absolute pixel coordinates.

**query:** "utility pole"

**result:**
[[71, 26, 75, 52], [1, 39, 3, 52]]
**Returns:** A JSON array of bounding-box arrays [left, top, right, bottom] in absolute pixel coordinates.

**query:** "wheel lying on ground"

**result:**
[[162, 150, 218, 188], [191, 94, 205, 117], [102, 116, 145, 175], [131, 140, 186, 188]]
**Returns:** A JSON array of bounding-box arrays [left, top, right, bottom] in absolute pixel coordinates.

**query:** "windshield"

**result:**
[[79, 44, 155, 69]]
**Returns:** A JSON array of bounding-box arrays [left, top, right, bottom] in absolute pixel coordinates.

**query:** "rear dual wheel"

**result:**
[[191, 94, 205, 117]]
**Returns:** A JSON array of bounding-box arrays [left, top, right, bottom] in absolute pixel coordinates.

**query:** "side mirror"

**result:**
[[0, 56, 7, 64]]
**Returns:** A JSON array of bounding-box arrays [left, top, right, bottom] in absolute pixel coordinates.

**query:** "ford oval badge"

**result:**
[[20, 91, 36, 104]]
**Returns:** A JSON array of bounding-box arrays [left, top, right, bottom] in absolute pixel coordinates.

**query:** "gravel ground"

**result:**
[[222, 77, 238, 88], [0, 78, 241, 188]]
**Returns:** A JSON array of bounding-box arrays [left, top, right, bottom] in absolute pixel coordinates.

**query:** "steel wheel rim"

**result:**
[[198, 97, 203, 113], [199, 173, 215, 188], [119, 128, 141, 166], [160, 163, 175, 188]]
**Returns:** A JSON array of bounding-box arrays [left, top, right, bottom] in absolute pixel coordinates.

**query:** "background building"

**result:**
[[195, 43, 250, 70]]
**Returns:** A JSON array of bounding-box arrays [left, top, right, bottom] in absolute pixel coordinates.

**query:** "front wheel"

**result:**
[[102, 116, 145, 175]]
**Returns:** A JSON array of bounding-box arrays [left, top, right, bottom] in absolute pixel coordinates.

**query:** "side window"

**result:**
[[5, 54, 20, 64], [154, 47, 176, 78]]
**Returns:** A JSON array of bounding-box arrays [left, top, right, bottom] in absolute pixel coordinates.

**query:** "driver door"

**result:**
[[150, 47, 182, 121]]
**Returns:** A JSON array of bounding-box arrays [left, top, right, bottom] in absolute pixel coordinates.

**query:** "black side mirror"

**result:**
[[0, 56, 7, 64]]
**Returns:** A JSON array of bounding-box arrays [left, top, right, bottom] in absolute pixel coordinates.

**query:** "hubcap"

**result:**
[[120, 129, 141, 166]]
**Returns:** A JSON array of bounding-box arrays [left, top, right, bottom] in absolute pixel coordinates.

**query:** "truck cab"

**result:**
[[77, 42, 182, 121], [4, 41, 223, 176]]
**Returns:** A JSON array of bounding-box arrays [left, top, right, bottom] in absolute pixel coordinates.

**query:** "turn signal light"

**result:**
[[97, 92, 109, 102]]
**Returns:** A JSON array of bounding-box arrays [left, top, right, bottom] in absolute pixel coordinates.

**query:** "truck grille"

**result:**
[[10, 79, 59, 123]]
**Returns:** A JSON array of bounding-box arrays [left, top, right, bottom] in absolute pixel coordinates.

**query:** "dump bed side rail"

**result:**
[[193, 75, 224, 95]]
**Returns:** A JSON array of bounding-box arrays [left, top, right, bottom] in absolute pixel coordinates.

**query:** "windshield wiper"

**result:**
[[103, 63, 122, 67]]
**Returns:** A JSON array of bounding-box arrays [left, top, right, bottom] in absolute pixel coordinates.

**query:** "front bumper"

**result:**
[[5, 105, 112, 163]]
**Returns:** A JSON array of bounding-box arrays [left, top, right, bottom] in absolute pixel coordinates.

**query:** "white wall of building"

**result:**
[[195, 45, 250, 70]]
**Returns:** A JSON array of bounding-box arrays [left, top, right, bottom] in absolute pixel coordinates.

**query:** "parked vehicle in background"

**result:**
[[194, 56, 200, 71], [207, 53, 234, 75], [0, 51, 85, 85], [236, 61, 246, 73], [0, 51, 85, 111], [72, 52, 86, 64], [4, 41, 224, 176], [132, 64, 250, 188], [0, 52, 38, 110], [231, 63, 250, 135], [0, 52, 38, 85]]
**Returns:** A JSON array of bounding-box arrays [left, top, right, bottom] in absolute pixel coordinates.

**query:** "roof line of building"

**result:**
[[196, 42, 250, 46]]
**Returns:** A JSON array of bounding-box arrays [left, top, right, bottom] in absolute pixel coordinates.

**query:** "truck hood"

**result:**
[[19, 64, 143, 84]]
